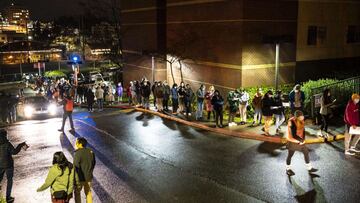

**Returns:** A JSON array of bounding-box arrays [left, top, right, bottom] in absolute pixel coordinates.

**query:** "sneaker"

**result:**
[[308, 168, 319, 173], [6, 197, 15, 203], [58, 129, 64, 132], [350, 147, 360, 153], [345, 150, 356, 156], [261, 127, 265, 132], [276, 128, 281, 134], [286, 169, 295, 176], [317, 130, 323, 137]]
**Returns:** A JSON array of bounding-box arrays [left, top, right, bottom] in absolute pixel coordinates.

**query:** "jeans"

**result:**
[[215, 109, 223, 126], [196, 101, 204, 119], [172, 98, 178, 113], [156, 98, 163, 111], [228, 111, 236, 123], [163, 98, 169, 110], [344, 125, 360, 151], [286, 142, 310, 165], [185, 100, 191, 115], [143, 97, 150, 109], [0, 167, 14, 199], [61, 111, 74, 130], [75, 181, 92, 203], [87, 102, 93, 112], [97, 99, 103, 110], [239, 104, 247, 122], [253, 108, 262, 124], [274, 113, 285, 129]]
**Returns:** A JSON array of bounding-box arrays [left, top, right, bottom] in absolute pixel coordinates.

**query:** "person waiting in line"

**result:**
[[289, 84, 305, 114], [37, 152, 74, 203], [141, 79, 151, 110], [196, 84, 206, 120], [205, 85, 215, 121], [135, 81, 142, 107], [130, 81, 137, 106], [171, 83, 179, 114], [273, 90, 286, 134], [238, 88, 250, 125], [58, 95, 75, 133], [227, 89, 240, 127], [154, 81, 164, 112], [163, 81, 171, 112], [286, 110, 318, 176], [116, 82, 123, 103], [261, 90, 275, 136], [184, 84, 194, 117], [151, 81, 158, 109], [344, 93, 360, 156], [85, 86, 95, 112], [0, 129, 28, 203], [95, 86, 104, 111], [252, 88, 263, 126], [318, 88, 336, 139], [178, 82, 186, 114], [211, 90, 224, 128]]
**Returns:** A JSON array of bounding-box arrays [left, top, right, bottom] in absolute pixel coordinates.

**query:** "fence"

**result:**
[[310, 76, 360, 118]]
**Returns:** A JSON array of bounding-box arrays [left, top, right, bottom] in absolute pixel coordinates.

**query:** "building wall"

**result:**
[[121, 0, 298, 93], [296, 0, 360, 81]]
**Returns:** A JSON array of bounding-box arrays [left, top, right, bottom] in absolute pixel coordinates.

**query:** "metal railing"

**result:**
[[310, 76, 360, 117]]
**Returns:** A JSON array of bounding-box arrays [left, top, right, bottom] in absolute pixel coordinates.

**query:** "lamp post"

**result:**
[[275, 43, 280, 92]]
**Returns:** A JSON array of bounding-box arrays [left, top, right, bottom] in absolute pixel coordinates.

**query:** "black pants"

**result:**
[[320, 114, 330, 132], [185, 100, 191, 115], [163, 98, 169, 110], [286, 142, 310, 165], [207, 111, 215, 120], [87, 102, 94, 111], [172, 98, 178, 113], [215, 109, 223, 126], [61, 111, 74, 130], [0, 167, 14, 199]]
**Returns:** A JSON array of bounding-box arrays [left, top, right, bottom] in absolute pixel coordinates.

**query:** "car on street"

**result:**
[[17, 96, 60, 119]]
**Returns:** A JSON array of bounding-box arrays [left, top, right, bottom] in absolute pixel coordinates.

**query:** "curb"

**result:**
[[79, 104, 345, 144]]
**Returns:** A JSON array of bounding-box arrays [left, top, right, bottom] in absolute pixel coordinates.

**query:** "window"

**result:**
[[347, 25, 360, 43], [307, 26, 327, 45]]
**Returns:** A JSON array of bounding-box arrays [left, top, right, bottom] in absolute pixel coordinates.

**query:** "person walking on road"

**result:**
[[273, 90, 285, 134], [252, 88, 263, 126], [261, 90, 275, 136], [0, 129, 28, 203], [196, 84, 206, 120], [163, 81, 171, 111], [95, 86, 104, 111], [286, 110, 318, 176], [211, 90, 224, 128], [238, 88, 250, 125], [37, 152, 74, 203], [205, 86, 215, 121], [74, 137, 96, 203], [289, 84, 305, 114], [318, 88, 336, 139], [344, 94, 360, 156], [171, 84, 179, 114], [58, 95, 75, 133]]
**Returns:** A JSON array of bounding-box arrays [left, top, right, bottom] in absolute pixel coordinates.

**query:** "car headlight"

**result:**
[[24, 106, 34, 117], [48, 104, 57, 115]]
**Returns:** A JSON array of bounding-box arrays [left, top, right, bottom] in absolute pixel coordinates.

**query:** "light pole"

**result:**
[[151, 56, 155, 83], [275, 43, 280, 91]]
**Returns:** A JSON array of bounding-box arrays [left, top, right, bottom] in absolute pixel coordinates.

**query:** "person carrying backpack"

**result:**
[[37, 152, 74, 203]]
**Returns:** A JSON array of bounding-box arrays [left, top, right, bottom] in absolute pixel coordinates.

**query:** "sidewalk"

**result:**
[[83, 103, 345, 144]]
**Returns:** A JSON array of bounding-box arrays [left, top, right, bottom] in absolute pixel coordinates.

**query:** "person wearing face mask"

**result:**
[[344, 94, 360, 155], [261, 90, 275, 136], [289, 84, 305, 114], [286, 110, 318, 176], [318, 88, 336, 139]]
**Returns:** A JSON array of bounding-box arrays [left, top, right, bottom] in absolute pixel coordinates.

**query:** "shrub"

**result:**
[[44, 70, 67, 78]]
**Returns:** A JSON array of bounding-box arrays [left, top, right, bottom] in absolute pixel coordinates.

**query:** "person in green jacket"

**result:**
[[37, 152, 74, 203]]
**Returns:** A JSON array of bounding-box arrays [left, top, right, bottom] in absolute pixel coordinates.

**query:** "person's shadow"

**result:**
[[288, 173, 325, 203]]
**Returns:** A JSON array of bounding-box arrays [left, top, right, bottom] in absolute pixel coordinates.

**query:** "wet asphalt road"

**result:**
[[4, 108, 360, 203]]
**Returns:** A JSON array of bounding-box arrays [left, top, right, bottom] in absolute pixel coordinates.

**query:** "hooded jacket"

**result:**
[[344, 100, 359, 126], [0, 135, 23, 168]]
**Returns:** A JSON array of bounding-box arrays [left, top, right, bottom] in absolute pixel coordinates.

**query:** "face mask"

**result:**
[[298, 116, 305, 121], [355, 99, 360, 104], [295, 90, 299, 93]]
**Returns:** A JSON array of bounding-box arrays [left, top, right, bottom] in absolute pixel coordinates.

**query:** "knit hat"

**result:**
[[351, 93, 360, 101], [294, 84, 301, 90]]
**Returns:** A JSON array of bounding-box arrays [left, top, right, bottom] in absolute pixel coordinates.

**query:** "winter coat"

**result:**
[[261, 96, 274, 117], [252, 94, 262, 109], [116, 86, 123, 97], [211, 95, 224, 111], [227, 91, 240, 112], [171, 87, 178, 100], [95, 88, 104, 99], [273, 95, 284, 115], [344, 100, 359, 126], [289, 90, 305, 109], [0, 136, 23, 168], [185, 88, 194, 102], [86, 89, 95, 103], [37, 163, 74, 196], [163, 85, 171, 100], [74, 148, 96, 182], [141, 83, 151, 98], [205, 91, 214, 111], [197, 88, 206, 102], [154, 85, 164, 99]]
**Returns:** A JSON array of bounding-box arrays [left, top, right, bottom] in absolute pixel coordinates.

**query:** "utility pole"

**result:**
[[151, 56, 155, 83], [275, 43, 280, 92]]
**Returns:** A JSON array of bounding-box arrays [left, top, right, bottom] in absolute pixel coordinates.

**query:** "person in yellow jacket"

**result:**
[[37, 152, 74, 203]]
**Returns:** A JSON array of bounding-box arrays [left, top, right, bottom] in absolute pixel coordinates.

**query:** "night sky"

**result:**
[[0, 0, 83, 20]]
